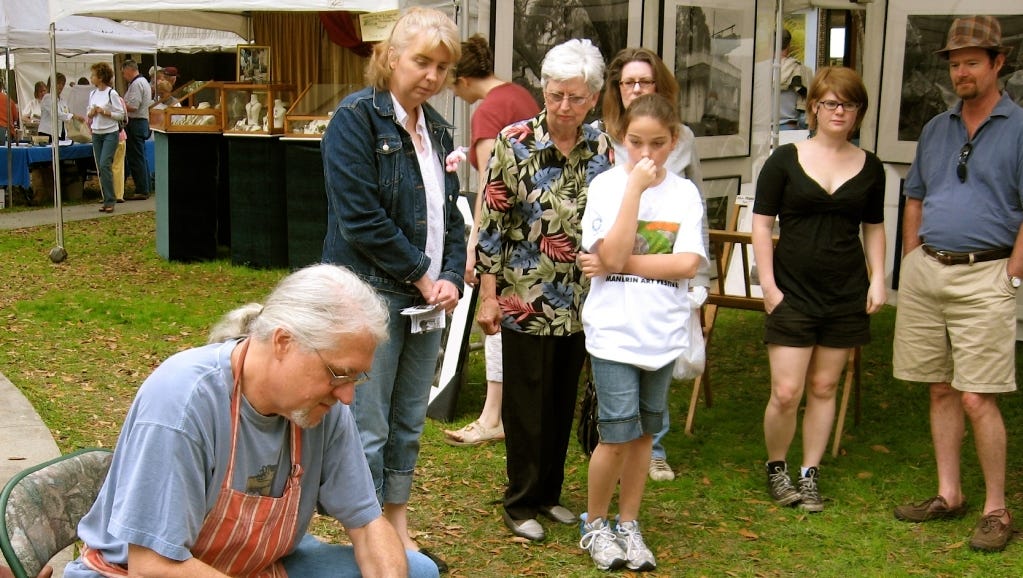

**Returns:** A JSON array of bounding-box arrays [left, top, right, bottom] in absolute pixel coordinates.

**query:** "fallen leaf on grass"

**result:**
[[871, 444, 891, 454], [933, 540, 966, 553], [737, 528, 759, 540], [856, 471, 873, 479]]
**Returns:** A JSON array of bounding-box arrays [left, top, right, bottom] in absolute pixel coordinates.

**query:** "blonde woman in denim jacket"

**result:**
[[320, 7, 464, 574]]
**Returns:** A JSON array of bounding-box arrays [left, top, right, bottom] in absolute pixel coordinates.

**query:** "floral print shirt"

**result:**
[[475, 110, 614, 336]]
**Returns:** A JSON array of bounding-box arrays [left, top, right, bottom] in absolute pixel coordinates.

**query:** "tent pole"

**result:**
[[48, 22, 66, 263], [5, 47, 11, 210], [771, 0, 783, 151]]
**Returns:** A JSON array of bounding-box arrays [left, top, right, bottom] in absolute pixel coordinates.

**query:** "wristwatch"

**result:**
[[1011, 275, 1021, 288]]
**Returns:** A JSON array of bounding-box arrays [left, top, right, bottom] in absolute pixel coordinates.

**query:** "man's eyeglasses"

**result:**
[[544, 91, 590, 108], [316, 350, 370, 387], [619, 79, 656, 90], [957, 142, 973, 183], [817, 100, 861, 112]]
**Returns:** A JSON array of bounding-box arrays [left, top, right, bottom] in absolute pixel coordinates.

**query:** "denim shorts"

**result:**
[[590, 356, 673, 444]]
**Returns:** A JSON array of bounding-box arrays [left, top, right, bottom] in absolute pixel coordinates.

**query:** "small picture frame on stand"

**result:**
[[237, 45, 271, 84]]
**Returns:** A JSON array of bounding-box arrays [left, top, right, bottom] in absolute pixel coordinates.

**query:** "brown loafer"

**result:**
[[894, 495, 968, 522], [970, 509, 1013, 552]]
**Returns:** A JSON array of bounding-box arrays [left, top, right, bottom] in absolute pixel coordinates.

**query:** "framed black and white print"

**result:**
[[492, 0, 643, 118], [702, 175, 741, 276], [662, 0, 756, 159], [877, 0, 1023, 163]]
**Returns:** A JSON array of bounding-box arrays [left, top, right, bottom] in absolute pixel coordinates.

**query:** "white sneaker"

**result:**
[[615, 519, 656, 571], [648, 457, 675, 481], [579, 516, 627, 571]]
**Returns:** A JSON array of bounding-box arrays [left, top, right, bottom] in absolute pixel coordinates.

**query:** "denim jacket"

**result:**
[[321, 87, 465, 298]]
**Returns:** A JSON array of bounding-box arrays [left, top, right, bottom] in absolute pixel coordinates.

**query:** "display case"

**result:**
[[151, 80, 223, 133], [283, 84, 360, 139], [221, 83, 297, 136]]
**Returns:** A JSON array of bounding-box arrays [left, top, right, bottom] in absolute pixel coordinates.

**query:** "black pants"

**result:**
[[501, 328, 586, 520]]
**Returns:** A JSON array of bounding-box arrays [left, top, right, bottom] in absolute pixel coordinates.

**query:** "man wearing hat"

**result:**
[[892, 15, 1023, 552]]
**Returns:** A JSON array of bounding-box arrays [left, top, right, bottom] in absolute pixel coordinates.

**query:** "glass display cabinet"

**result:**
[[221, 83, 297, 136], [151, 80, 223, 133], [283, 84, 361, 139]]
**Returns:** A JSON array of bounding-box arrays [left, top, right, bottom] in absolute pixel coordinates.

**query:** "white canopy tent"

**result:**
[[48, 0, 399, 26], [2, 2, 156, 55], [42, 0, 399, 261], [1, 0, 157, 105], [0, 0, 157, 260], [119, 20, 247, 53]]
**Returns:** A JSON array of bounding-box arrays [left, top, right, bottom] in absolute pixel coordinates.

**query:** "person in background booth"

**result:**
[[475, 38, 613, 543], [443, 33, 540, 448], [38, 74, 84, 143], [752, 66, 886, 513], [120, 59, 152, 201], [892, 14, 1023, 553], [63, 264, 438, 578], [599, 46, 709, 483], [779, 28, 812, 130], [321, 7, 464, 574], [86, 62, 124, 213], [0, 79, 20, 144], [21, 81, 46, 126]]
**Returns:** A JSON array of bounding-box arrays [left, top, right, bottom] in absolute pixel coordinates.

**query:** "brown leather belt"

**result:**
[[921, 244, 1012, 266]]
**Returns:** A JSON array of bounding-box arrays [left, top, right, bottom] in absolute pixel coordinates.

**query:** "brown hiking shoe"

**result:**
[[969, 509, 1013, 552], [894, 496, 968, 522]]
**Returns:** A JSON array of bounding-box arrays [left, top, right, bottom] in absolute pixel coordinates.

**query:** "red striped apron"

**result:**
[[84, 339, 304, 577]]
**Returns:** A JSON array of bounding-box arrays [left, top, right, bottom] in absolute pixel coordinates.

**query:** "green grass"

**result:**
[[2, 212, 1022, 576]]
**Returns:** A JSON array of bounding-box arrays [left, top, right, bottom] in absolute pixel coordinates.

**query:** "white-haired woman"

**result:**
[[321, 6, 463, 574], [475, 38, 614, 542]]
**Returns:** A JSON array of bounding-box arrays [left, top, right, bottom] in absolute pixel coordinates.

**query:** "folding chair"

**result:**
[[0, 449, 112, 578]]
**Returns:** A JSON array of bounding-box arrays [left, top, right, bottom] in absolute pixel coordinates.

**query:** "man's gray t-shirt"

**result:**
[[66, 340, 379, 575]]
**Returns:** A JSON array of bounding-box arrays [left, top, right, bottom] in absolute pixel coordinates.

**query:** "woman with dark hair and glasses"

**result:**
[[751, 66, 886, 513]]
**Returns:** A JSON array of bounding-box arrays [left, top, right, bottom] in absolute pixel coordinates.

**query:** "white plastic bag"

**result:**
[[673, 286, 708, 380]]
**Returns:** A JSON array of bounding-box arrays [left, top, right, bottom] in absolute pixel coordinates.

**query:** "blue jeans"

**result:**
[[91, 131, 119, 207], [281, 534, 439, 577], [125, 118, 150, 195], [652, 409, 670, 460], [353, 291, 443, 505], [590, 356, 673, 444]]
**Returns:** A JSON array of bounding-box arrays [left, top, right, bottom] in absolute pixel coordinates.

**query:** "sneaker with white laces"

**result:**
[[579, 515, 627, 571], [615, 519, 656, 571], [766, 461, 801, 507], [648, 457, 675, 481], [797, 466, 824, 513]]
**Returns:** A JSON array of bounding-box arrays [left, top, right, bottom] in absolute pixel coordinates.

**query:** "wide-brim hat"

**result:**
[[935, 15, 1012, 58]]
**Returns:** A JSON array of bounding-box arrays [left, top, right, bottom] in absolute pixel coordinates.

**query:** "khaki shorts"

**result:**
[[893, 246, 1018, 393]]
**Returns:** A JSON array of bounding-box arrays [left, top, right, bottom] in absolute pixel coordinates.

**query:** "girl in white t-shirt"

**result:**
[[577, 94, 706, 572]]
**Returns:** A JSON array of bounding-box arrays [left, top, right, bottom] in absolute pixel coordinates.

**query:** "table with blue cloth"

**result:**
[[0, 142, 156, 188]]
